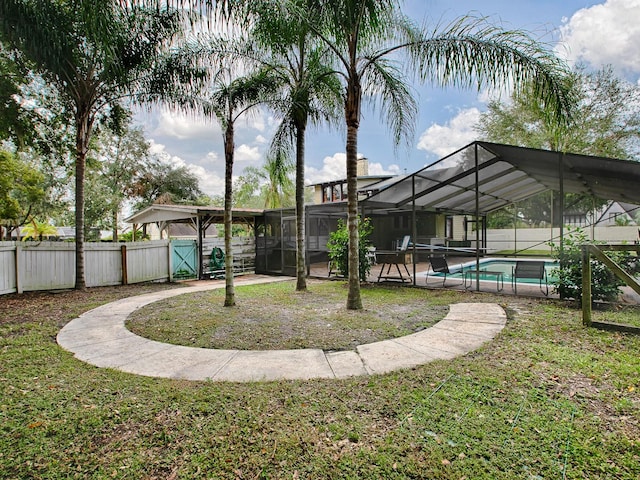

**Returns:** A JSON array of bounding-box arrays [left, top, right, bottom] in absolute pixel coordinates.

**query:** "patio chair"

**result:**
[[426, 255, 463, 287], [512, 261, 548, 296]]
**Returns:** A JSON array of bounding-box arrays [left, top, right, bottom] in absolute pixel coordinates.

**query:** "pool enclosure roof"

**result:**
[[361, 141, 640, 215]]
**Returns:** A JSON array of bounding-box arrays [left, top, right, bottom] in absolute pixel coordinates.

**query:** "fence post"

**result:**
[[168, 241, 173, 282], [15, 243, 22, 294], [120, 244, 128, 285], [581, 245, 592, 326]]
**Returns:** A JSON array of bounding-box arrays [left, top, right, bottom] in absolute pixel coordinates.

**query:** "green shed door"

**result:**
[[171, 240, 198, 279]]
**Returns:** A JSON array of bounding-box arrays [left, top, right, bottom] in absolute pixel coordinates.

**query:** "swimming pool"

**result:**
[[426, 258, 558, 284]]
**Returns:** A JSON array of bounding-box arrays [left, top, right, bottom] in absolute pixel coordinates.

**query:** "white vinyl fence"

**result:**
[[485, 226, 640, 253], [0, 240, 171, 295], [0, 238, 258, 296]]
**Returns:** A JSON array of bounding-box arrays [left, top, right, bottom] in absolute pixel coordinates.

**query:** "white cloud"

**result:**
[[255, 135, 267, 144], [187, 164, 225, 197], [235, 144, 263, 163], [416, 108, 482, 159], [559, 0, 640, 78], [238, 109, 274, 132], [306, 153, 347, 184], [305, 153, 401, 184], [147, 141, 225, 197], [368, 162, 402, 176], [151, 110, 218, 140]]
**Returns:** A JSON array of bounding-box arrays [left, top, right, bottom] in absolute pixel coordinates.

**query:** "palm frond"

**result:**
[[361, 57, 417, 148], [406, 15, 572, 123]]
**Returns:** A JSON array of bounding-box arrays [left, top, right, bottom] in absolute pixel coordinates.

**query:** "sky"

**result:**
[[133, 0, 640, 198]]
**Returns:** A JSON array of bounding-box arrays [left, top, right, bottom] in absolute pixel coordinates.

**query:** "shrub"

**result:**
[[327, 216, 373, 282], [549, 227, 635, 303]]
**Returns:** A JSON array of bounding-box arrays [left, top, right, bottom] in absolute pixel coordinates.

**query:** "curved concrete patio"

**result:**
[[57, 276, 507, 382]]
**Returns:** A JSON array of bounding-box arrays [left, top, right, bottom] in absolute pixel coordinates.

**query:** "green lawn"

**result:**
[[1, 281, 638, 479]]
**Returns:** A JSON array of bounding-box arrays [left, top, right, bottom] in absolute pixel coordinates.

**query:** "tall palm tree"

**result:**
[[249, 1, 342, 291], [132, 0, 572, 310], [0, 0, 189, 289], [202, 68, 277, 306], [292, 0, 572, 309]]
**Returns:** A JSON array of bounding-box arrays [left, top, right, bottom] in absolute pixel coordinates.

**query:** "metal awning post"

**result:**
[[196, 213, 203, 280], [412, 175, 417, 286], [475, 143, 480, 291], [559, 153, 565, 299]]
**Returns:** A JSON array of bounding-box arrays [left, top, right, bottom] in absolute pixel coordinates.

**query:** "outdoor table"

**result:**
[[464, 269, 504, 291], [376, 252, 412, 283]]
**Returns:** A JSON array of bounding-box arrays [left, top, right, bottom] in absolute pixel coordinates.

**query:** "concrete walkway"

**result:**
[[57, 276, 507, 382]]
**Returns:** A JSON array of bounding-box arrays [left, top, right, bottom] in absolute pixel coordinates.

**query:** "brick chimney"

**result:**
[[357, 157, 369, 176]]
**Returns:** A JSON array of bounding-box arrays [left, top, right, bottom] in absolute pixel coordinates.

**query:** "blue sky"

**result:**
[[134, 0, 640, 197]]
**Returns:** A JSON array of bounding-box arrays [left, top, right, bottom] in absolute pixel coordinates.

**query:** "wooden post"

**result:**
[[168, 240, 173, 282], [15, 243, 22, 294], [581, 245, 591, 326], [120, 244, 128, 285]]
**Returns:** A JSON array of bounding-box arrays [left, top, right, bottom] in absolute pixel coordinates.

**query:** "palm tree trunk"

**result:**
[[295, 121, 307, 291], [223, 121, 235, 307], [74, 112, 92, 290], [112, 209, 118, 242], [345, 78, 362, 310]]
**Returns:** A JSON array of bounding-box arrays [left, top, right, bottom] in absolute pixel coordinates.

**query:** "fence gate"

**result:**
[[171, 240, 198, 279]]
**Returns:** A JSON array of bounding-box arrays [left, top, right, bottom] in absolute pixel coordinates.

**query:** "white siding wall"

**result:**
[[202, 237, 255, 273]]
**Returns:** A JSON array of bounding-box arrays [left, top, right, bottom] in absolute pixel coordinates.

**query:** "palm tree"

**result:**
[[250, 1, 342, 291], [262, 153, 295, 209], [0, 0, 189, 289], [291, 0, 572, 309], [201, 68, 277, 306], [20, 217, 58, 241]]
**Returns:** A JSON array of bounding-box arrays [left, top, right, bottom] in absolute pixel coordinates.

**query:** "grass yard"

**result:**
[[126, 280, 449, 350], [1, 280, 639, 479]]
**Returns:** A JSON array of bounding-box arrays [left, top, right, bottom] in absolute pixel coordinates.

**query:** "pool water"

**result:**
[[430, 258, 558, 284]]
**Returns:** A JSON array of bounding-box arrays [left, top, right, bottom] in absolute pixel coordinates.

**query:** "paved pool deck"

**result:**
[[57, 276, 507, 383]]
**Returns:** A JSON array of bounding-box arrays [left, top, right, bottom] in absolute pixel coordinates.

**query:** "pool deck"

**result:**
[[309, 258, 557, 298]]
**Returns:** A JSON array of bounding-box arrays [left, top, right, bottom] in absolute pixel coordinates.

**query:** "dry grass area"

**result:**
[[126, 280, 449, 350]]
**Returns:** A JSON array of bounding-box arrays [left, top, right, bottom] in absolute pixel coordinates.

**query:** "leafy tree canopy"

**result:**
[[0, 150, 45, 234], [130, 159, 204, 210], [477, 66, 640, 159], [477, 66, 640, 228]]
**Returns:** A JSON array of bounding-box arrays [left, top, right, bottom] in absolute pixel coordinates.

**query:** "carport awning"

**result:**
[[124, 204, 263, 225], [362, 142, 640, 214]]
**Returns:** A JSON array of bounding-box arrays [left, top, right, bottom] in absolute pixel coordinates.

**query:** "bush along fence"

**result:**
[[0, 238, 256, 295]]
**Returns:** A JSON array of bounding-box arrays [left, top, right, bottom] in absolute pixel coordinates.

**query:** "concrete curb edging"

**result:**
[[57, 277, 507, 382]]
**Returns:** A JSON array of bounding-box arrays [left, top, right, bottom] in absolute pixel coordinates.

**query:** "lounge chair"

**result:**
[[512, 261, 548, 295], [426, 256, 463, 287]]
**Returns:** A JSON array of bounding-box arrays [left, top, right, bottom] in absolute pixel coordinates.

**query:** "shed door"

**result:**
[[171, 240, 198, 279]]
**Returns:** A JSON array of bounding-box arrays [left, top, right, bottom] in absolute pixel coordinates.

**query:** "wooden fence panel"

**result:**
[[0, 242, 17, 295], [19, 242, 75, 292], [126, 241, 170, 284], [85, 243, 123, 287], [0, 238, 251, 296], [202, 237, 255, 275]]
